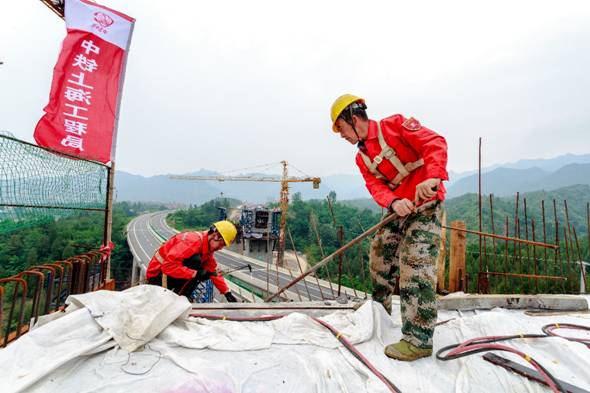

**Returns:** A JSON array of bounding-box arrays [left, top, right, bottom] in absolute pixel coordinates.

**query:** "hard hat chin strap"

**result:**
[[347, 106, 363, 143]]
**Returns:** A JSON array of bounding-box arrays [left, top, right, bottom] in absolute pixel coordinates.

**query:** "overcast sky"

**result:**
[[1, 0, 589, 178]]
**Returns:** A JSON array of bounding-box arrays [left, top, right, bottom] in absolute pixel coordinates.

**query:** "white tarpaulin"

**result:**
[[1, 285, 589, 393]]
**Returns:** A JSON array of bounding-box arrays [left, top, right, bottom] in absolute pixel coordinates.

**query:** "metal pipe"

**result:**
[[266, 201, 438, 302], [222, 264, 252, 275]]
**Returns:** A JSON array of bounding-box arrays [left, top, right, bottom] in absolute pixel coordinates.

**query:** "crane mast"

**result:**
[[169, 161, 320, 267]]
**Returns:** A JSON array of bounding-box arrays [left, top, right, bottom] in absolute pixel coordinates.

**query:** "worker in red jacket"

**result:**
[[330, 94, 448, 361], [146, 220, 238, 302]]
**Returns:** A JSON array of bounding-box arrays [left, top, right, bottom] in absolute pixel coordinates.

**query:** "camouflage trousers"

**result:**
[[370, 201, 443, 349]]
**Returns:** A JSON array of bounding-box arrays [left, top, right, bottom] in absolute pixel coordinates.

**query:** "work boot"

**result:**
[[384, 340, 432, 361]]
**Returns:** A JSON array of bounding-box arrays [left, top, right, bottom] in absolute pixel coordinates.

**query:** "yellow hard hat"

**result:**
[[330, 94, 365, 132], [213, 220, 237, 246]]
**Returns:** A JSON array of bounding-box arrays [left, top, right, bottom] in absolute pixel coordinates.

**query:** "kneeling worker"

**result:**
[[146, 220, 238, 302]]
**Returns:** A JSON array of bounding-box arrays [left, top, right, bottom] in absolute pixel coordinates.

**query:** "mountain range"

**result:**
[[114, 170, 368, 205], [114, 153, 590, 204]]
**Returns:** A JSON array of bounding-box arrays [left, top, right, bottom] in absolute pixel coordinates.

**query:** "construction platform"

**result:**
[[1, 285, 589, 393]]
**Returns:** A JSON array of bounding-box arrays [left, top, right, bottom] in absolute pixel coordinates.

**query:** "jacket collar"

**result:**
[[200, 231, 210, 255], [366, 119, 378, 140]]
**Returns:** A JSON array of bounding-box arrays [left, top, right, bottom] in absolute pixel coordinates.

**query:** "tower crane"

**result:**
[[169, 161, 320, 267]]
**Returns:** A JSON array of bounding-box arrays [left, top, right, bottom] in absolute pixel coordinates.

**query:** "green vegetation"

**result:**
[[0, 201, 166, 334], [446, 185, 589, 240], [0, 201, 165, 284], [157, 185, 590, 295], [284, 192, 380, 293], [168, 197, 241, 230]]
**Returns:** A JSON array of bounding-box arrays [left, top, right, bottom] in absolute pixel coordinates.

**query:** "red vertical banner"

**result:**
[[34, 0, 134, 164]]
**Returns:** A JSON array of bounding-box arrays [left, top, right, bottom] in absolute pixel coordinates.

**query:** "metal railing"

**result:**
[[0, 248, 112, 347]]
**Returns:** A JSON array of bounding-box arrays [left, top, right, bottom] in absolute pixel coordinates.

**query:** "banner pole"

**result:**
[[103, 162, 115, 280]]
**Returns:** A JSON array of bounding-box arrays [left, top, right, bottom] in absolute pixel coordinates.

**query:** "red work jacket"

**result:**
[[146, 231, 229, 294], [355, 115, 448, 208]]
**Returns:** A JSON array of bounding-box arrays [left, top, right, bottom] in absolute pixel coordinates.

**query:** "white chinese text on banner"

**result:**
[[34, 0, 134, 164]]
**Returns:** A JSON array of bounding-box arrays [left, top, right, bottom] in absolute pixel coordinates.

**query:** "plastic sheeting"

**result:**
[[1, 286, 589, 393]]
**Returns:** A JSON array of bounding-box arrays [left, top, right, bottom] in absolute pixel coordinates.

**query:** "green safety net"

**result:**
[[0, 132, 108, 234]]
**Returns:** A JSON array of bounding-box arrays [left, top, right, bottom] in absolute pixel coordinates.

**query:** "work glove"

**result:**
[[224, 292, 238, 303], [194, 269, 216, 281]]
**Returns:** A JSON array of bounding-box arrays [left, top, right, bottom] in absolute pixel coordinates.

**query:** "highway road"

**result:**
[[127, 211, 366, 302]]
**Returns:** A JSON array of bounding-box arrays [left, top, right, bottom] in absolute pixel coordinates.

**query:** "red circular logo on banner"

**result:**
[[94, 12, 114, 28]]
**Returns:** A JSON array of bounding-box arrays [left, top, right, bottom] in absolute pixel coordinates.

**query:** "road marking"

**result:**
[[130, 216, 151, 262]]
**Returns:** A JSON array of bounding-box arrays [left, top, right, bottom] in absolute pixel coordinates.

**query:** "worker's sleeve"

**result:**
[[401, 126, 449, 181], [207, 256, 229, 294], [160, 238, 201, 280], [210, 275, 229, 294], [355, 153, 398, 208]]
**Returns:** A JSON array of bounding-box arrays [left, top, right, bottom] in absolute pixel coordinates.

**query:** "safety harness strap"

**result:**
[[358, 121, 424, 188]]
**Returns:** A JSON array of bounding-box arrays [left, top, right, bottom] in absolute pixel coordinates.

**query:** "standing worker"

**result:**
[[146, 220, 239, 303], [330, 94, 448, 361]]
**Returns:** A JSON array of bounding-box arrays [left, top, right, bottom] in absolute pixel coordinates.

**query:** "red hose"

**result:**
[[447, 342, 559, 392], [188, 312, 401, 393]]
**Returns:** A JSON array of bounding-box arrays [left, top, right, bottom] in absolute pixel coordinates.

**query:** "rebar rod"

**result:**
[[524, 198, 530, 266], [532, 219, 538, 292], [564, 200, 576, 282], [572, 227, 587, 292], [441, 226, 558, 248], [553, 199, 564, 292], [563, 227, 572, 292], [514, 193, 520, 275], [517, 218, 523, 277], [542, 200, 548, 276], [504, 217, 509, 291], [478, 137, 483, 292], [309, 211, 336, 297], [287, 227, 314, 300], [489, 195, 497, 275], [266, 202, 439, 302], [482, 272, 567, 280], [337, 226, 344, 296], [356, 220, 370, 298], [325, 196, 345, 295]]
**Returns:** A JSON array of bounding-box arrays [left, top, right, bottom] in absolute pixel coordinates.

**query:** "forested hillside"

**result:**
[[163, 186, 590, 294], [0, 202, 164, 286]]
